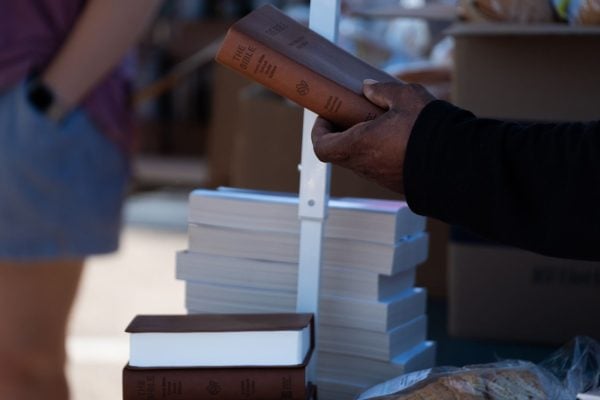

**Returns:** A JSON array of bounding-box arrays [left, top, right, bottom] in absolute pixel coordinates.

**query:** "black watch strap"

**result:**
[[27, 79, 69, 121]]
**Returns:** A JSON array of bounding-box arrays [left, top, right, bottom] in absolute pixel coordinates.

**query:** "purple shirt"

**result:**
[[0, 0, 134, 152]]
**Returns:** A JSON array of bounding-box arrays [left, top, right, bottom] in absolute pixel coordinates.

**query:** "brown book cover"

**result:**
[[126, 313, 313, 333], [215, 5, 398, 129], [122, 364, 314, 400]]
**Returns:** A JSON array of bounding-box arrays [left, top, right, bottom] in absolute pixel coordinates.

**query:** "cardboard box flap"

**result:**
[[448, 22, 600, 37]]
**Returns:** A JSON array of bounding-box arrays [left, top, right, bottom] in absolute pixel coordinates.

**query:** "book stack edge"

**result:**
[[176, 187, 436, 400]]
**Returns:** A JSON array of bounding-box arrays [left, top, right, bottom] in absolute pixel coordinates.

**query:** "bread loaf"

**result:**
[[378, 367, 547, 400]]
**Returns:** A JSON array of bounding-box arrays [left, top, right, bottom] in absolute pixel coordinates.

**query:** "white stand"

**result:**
[[296, 0, 341, 383]]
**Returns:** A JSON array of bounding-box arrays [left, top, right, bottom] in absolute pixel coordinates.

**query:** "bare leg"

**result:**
[[0, 260, 84, 400]]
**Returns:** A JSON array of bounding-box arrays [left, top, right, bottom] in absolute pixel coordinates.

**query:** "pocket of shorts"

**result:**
[[12, 80, 87, 157]]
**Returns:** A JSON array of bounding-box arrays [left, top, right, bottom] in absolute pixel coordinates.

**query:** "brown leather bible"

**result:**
[[122, 364, 311, 400], [215, 4, 398, 129]]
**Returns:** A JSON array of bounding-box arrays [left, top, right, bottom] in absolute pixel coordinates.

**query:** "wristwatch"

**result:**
[[27, 79, 69, 122]]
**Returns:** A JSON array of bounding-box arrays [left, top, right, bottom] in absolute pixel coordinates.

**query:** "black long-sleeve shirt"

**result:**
[[404, 100, 600, 261]]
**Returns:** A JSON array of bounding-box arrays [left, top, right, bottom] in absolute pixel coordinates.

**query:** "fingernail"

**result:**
[[363, 79, 378, 85]]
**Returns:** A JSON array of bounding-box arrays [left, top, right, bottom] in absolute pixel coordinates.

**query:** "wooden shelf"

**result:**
[[348, 2, 457, 21]]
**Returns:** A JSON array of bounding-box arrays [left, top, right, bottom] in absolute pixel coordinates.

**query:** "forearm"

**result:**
[[405, 100, 600, 260], [42, 0, 163, 108]]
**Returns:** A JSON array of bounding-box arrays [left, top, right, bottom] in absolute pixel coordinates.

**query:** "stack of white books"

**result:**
[[176, 187, 436, 400]]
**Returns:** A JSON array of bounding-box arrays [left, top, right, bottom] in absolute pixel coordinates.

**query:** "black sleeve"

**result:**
[[403, 100, 600, 261]]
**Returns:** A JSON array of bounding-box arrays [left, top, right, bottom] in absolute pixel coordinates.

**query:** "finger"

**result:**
[[313, 134, 351, 163], [362, 80, 407, 111], [311, 116, 337, 143], [312, 129, 352, 163], [312, 119, 368, 163]]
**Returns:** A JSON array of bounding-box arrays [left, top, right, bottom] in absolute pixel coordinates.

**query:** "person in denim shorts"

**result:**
[[0, 1, 163, 399]]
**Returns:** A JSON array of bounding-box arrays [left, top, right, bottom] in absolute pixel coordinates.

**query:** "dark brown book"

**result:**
[[215, 4, 398, 129], [122, 364, 315, 400], [126, 313, 314, 333], [126, 313, 314, 368]]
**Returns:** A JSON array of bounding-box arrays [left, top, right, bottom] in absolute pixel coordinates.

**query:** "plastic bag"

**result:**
[[358, 336, 600, 400], [553, 0, 600, 24], [539, 336, 600, 397]]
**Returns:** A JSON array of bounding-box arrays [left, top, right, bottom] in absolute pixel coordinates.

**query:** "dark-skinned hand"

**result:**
[[312, 80, 435, 193]]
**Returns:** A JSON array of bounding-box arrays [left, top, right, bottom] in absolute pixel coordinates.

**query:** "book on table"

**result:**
[[122, 364, 313, 400], [318, 315, 428, 361], [188, 187, 426, 245], [187, 223, 428, 276], [578, 389, 600, 400], [317, 341, 436, 388], [126, 313, 314, 368], [176, 250, 418, 301], [184, 283, 428, 332], [215, 4, 399, 129], [123, 313, 315, 400]]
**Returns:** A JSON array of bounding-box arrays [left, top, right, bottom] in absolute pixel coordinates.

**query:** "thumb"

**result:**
[[362, 79, 405, 111]]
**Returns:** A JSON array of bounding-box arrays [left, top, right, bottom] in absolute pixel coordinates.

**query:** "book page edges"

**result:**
[[129, 325, 313, 368]]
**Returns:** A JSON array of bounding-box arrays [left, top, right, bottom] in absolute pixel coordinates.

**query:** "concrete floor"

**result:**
[[66, 226, 187, 400]]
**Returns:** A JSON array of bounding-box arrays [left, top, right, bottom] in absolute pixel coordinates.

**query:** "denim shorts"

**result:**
[[0, 80, 129, 260]]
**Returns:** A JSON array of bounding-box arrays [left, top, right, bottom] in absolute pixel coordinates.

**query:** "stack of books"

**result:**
[[176, 188, 436, 400], [122, 313, 316, 400]]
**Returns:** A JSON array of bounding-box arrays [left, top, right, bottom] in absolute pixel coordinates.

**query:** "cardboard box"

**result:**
[[207, 64, 251, 186], [449, 237, 600, 344], [229, 86, 302, 193], [415, 219, 448, 298], [449, 23, 600, 342], [450, 23, 600, 121]]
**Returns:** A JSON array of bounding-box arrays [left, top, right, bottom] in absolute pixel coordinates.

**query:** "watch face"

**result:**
[[28, 82, 54, 113]]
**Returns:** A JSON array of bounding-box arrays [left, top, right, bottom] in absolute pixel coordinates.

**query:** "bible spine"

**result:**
[[122, 365, 307, 400]]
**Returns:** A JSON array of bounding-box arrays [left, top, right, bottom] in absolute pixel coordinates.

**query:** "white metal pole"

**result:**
[[296, 0, 341, 383]]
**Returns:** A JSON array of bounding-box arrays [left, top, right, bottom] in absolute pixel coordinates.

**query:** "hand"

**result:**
[[311, 80, 435, 193]]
